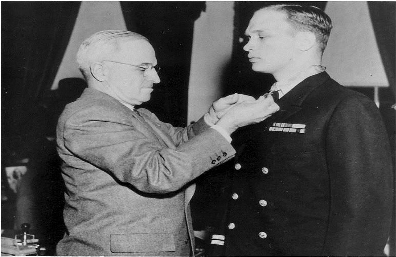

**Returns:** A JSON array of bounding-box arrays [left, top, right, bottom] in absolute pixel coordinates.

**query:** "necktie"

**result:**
[[269, 82, 280, 103], [269, 82, 282, 103], [270, 90, 280, 102]]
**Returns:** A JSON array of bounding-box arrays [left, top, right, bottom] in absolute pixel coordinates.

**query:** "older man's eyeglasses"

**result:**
[[102, 60, 161, 73]]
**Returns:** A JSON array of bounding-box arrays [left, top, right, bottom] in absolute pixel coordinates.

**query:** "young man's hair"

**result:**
[[261, 4, 333, 52], [76, 30, 148, 81]]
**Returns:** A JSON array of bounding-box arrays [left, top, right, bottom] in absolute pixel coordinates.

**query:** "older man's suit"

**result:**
[[213, 72, 393, 256], [56, 88, 235, 256]]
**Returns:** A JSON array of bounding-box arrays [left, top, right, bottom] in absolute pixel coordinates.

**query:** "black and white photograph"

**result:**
[[1, 1, 395, 256]]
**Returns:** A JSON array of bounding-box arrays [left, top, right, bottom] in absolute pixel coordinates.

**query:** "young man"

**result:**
[[212, 4, 393, 256], [56, 30, 279, 256]]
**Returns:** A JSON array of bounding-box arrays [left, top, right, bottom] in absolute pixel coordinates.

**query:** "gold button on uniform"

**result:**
[[232, 193, 239, 200], [259, 200, 267, 207], [228, 223, 236, 229], [235, 163, 242, 170], [258, 232, 267, 239], [261, 167, 269, 174]]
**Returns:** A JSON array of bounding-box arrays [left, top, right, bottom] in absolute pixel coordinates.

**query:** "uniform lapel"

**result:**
[[273, 72, 330, 122]]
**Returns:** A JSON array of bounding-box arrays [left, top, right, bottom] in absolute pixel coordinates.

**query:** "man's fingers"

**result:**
[[215, 93, 238, 107], [236, 94, 255, 103]]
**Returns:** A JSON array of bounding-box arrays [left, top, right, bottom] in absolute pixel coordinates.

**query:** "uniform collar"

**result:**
[[272, 65, 326, 99]]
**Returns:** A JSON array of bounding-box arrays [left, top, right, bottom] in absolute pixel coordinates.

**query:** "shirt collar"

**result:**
[[271, 65, 326, 99], [120, 102, 135, 112]]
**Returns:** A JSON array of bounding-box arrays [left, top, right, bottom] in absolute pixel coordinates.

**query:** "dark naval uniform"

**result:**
[[210, 72, 393, 256]]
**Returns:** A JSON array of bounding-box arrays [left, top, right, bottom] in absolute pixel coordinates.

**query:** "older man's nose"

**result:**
[[147, 68, 160, 83]]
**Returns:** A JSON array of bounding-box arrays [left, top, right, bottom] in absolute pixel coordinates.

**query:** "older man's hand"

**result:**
[[216, 94, 280, 134], [206, 94, 256, 125]]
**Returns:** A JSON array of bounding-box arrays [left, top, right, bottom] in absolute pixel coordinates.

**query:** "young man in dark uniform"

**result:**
[[211, 4, 393, 256]]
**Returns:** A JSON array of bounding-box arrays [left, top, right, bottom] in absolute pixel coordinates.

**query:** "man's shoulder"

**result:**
[[59, 89, 130, 125], [70, 88, 119, 108], [310, 74, 375, 107], [303, 76, 382, 126]]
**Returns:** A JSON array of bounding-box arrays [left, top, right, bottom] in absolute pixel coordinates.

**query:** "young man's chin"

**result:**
[[251, 63, 268, 73]]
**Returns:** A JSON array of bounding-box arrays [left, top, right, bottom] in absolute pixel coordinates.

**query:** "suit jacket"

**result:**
[[56, 88, 235, 256], [214, 72, 393, 256]]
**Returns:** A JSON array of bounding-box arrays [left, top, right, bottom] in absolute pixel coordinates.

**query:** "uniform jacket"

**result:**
[[212, 72, 393, 256], [56, 88, 235, 256]]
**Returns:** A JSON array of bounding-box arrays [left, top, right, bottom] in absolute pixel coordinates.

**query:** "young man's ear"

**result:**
[[296, 31, 316, 51], [90, 62, 108, 82]]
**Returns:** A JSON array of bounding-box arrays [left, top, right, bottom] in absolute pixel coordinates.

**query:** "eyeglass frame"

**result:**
[[101, 60, 161, 74]]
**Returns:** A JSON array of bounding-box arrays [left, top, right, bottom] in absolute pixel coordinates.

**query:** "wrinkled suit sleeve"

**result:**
[[138, 108, 212, 146], [60, 106, 235, 194]]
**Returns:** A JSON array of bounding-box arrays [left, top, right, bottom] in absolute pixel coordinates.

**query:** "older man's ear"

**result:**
[[90, 62, 108, 82]]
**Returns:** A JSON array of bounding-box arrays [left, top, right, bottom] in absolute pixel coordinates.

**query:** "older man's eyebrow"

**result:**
[[139, 62, 158, 67]]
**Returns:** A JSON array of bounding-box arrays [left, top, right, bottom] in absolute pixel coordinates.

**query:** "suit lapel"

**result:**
[[137, 113, 177, 148], [117, 108, 169, 147]]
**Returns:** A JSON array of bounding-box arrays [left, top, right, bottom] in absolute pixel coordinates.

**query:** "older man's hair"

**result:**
[[76, 30, 148, 81], [260, 4, 333, 52]]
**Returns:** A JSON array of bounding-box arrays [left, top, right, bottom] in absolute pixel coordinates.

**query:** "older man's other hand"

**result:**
[[216, 94, 280, 134], [206, 94, 256, 125]]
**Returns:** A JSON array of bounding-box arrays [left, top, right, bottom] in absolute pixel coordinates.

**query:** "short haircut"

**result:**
[[76, 30, 148, 81], [259, 4, 333, 52]]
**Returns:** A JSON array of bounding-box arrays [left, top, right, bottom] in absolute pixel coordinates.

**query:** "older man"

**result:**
[[56, 30, 279, 256], [210, 4, 393, 256]]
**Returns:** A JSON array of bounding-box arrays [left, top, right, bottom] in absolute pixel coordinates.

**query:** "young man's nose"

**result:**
[[243, 39, 253, 51]]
